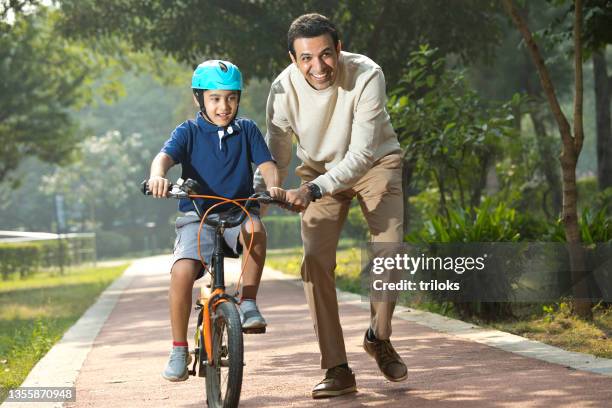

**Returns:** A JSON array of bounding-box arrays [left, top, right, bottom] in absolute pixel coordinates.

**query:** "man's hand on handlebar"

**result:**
[[147, 176, 170, 198], [268, 187, 301, 213], [284, 184, 313, 213]]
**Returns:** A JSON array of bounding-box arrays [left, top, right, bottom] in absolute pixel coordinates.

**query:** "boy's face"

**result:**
[[290, 34, 341, 91], [201, 89, 239, 127]]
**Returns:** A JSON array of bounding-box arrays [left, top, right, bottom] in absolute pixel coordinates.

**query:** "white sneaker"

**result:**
[[239, 300, 267, 329], [162, 346, 192, 382]]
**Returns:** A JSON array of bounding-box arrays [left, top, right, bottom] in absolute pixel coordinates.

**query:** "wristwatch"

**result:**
[[304, 182, 322, 202]]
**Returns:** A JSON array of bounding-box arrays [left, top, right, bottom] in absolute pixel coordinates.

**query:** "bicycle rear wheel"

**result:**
[[205, 301, 243, 408]]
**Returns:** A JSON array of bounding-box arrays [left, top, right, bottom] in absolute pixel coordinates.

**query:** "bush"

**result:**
[[263, 215, 302, 249], [0, 236, 95, 280], [405, 198, 551, 320], [545, 208, 612, 244], [95, 230, 132, 258], [406, 197, 546, 243], [0, 242, 41, 280], [343, 204, 369, 241]]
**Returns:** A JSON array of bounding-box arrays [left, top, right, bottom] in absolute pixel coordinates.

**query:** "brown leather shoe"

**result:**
[[311, 365, 357, 399], [363, 330, 408, 381]]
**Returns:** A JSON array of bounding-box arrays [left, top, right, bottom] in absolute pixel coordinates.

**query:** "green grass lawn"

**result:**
[[0, 264, 128, 401], [266, 246, 612, 359]]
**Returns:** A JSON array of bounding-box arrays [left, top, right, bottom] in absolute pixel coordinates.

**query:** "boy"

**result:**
[[147, 60, 281, 382]]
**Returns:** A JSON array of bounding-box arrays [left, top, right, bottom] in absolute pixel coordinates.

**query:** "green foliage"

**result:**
[[58, 0, 503, 84], [546, 207, 612, 243], [343, 204, 369, 241], [263, 215, 302, 249], [0, 242, 41, 280], [407, 198, 530, 243], [41, 130, 148, 224], [390, 46, 518, 216], [542, 300, 573, 323], [0, 236, 95, 280], [0, 8, 137, 183], [95, 230, 132, 259], [0, 9, 81, 182]]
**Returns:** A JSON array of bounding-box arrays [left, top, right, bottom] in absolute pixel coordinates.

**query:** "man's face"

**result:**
[[290, 34, 341, 91], [200, 89, 239, 127]]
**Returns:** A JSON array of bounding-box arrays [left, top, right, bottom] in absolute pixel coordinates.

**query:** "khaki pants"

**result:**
[[298, 153, 404, 369]]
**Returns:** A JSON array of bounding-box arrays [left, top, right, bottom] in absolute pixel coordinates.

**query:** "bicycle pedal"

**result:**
[[242, 326, 266, 334]]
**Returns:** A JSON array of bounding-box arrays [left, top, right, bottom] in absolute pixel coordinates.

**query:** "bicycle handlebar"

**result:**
[[141, 178, 292, 228]]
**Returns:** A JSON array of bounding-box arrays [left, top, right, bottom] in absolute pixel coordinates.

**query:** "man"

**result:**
[[254, 13, 407, 398]]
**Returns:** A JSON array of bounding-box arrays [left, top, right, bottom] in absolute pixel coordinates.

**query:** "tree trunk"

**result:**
[[503, 0, 591, 318], [402, 153, 417, 236], [366, 0, 391, 61], [593, 49, 612, 191], [529, 110, 563, 216], [469, 154, 489, 209]]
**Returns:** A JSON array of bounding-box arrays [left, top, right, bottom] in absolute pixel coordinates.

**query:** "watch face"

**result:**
[[309, 183, 321, 199]]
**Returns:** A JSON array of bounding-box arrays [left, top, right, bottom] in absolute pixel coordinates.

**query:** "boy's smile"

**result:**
[[200, 90, 239, 127]]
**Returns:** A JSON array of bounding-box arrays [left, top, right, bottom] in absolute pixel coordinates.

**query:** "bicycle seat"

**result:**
[[204, 208, 250, 229]]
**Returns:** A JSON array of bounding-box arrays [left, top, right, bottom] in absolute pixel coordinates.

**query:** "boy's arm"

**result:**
[[148, 152, 175, 198], [256, 160, 289, 212], [257, 161, 280, 190]]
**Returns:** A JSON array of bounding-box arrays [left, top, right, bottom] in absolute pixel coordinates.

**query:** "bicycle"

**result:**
[[142, 178, 287, 408]]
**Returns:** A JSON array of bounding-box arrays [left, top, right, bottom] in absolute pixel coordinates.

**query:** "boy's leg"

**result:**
[[169, 259, 201, 342], [238, 217, 267, 299], [237, 217, 268, 329], [163, 258, 201, 382]]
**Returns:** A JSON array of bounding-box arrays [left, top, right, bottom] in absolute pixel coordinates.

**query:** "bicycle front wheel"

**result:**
[[205, 301, 244, 408]]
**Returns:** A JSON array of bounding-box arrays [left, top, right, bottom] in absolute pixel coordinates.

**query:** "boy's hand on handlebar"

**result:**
[[268, 186, 286, 202], [148, 176, 170, 198]]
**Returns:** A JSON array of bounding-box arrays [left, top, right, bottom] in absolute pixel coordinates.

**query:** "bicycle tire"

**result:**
[[205, 301, 244, 408]]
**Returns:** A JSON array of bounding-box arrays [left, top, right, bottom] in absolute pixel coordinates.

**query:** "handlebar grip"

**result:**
[[141, 180, 152, 196], [261, 191, 296, 211], [141, 179, 175, 197]]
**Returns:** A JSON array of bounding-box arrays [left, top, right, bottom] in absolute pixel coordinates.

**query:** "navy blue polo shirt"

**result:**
[[161, 113, 273, 214]]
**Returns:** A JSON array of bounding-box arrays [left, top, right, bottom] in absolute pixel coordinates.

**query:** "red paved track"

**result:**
[[65, 257, 612, 407]]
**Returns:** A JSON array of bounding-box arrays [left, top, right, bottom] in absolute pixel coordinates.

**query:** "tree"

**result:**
[[40, 131, 147, 231], [57, 0, 503, 84], [388, 46, 517, 234], [0, 8, 128, 184], [0, 10, 80, 182], [502, 0, 592, 318], [544, 0, 612, 191], [583, 1, 612, 191]]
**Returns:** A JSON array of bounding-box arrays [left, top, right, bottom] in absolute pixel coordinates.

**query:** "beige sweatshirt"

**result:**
[[254, 51, 401, 196]]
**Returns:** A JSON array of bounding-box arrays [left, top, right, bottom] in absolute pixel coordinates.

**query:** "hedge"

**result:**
[[263, 215, 302, 249], [0, 235, 95, 280]]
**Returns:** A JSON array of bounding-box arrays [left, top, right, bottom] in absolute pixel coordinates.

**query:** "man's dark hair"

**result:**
[[287, 13, 339, 58]]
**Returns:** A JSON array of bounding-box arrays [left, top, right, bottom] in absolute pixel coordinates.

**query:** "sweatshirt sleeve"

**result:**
[[313, 69, 387, 195], [253, 82, 293, 191]]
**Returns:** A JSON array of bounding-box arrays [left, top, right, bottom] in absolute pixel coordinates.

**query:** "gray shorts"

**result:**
[[172, 210, 261, 279]]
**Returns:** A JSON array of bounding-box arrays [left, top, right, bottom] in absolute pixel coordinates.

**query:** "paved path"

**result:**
[[7, 255, 612, 407]]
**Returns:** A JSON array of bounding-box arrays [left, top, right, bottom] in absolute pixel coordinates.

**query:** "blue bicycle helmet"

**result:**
[[192, 60, 243, 119], [192, 60, 242, 91]]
